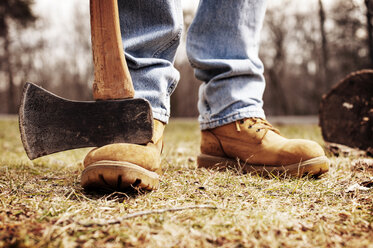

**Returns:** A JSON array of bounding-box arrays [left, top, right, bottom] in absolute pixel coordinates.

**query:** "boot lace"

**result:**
[[235, 118, 280, 135]]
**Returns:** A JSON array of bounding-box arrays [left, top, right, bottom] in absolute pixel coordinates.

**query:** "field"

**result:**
[[0, 118, 372, 247]]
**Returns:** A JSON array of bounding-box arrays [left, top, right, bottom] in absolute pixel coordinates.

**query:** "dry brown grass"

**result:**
[[0, 118, 372, 248]]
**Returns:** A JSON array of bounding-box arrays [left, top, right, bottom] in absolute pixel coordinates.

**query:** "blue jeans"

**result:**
[[118, 0, 267, 130]]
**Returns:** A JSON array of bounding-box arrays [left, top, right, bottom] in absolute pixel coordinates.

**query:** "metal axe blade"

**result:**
[[19, 82, 153, 160]]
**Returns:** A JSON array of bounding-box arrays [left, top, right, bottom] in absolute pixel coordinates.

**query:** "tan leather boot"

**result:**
[[81, 120, 165, 191], [198, 118, 329, 177]]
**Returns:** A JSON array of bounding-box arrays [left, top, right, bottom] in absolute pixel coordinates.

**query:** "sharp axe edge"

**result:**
[[19, 82, 34, 159], [18, 82, 153, 160]]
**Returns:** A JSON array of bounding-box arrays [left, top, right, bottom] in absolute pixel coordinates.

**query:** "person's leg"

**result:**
[[81, 0, 183, 191], [187, 0, 267, 130], [187, 0, 329, 177], [118, 0, 183, 123]]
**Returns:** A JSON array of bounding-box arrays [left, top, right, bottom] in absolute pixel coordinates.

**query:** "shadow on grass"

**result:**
[[82, 186, 149, 201]]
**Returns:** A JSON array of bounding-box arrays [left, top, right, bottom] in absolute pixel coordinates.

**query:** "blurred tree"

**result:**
[[365, 0, 373, 66], [53, 5, 93, 101], [260, 0, 371, 116], [263, 8, 289, 115], [171, 8, 201, 117], [0, 0, 36, 113], [318, 0, 330, 91], [0, 0, 370, 117], [328, 0, 369, 80]]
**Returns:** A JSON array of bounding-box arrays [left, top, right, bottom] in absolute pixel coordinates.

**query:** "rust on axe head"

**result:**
[[19, 82, 153, 160]]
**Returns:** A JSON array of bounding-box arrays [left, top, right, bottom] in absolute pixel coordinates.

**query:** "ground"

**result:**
[[0, 118, 372, 248]]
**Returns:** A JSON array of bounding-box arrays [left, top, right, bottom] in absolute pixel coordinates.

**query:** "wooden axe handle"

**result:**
[[90, 0, 135, 100]]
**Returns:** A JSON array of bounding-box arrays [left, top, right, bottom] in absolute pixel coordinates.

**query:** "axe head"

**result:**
[[19, 82, 153, 160]]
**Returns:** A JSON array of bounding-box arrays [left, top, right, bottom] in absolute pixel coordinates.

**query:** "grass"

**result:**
[[0, 118, 372, 248]]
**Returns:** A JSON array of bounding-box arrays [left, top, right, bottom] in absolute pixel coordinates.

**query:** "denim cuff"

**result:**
[[152, 109, 170, 124], [199, 107, 266, 130]]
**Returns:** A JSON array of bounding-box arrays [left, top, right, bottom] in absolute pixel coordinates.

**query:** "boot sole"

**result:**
[[81, 160, 159, 191], [197, 154, 330, 177]]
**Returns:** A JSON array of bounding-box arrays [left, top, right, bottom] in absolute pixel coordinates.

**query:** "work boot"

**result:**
[[81, 120, 165, 191], [198, 118, 329, 177]]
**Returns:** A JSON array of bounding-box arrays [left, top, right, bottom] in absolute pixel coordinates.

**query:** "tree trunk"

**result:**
[[268, 67, 288, 115], [269, 28, 288, 115], [366, 0, 373, 67], [318, 0, 330, 92], [3, 27, 16, 114]]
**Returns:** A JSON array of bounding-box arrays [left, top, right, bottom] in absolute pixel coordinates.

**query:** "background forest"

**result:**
[[0, 0, 372, 116]]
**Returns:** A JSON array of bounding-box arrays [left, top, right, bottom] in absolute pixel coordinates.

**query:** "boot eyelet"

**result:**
[[248, 125, 253, 129], [239, 119, 245, 124], [256, 129, 261, 132]]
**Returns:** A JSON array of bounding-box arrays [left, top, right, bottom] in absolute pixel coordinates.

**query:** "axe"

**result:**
[[19, 0, 153, 160]]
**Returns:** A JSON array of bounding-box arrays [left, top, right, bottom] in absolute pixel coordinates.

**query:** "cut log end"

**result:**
[[319, 69, 373, 157]]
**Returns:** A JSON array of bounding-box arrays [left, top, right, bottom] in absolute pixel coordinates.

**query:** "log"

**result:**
[[319, 70, 373, 156]]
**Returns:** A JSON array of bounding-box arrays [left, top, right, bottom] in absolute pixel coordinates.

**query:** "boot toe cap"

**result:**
[[282, 139, 326, 163], [84, 143, 161, 172]]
